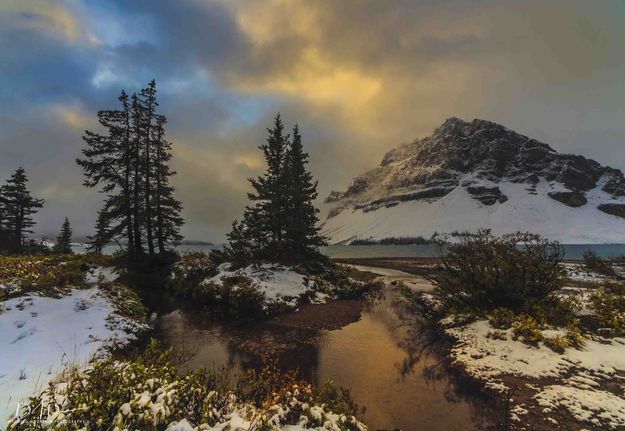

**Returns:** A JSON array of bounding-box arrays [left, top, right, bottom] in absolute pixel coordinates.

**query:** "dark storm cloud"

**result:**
[[1, 0, 625, 241]]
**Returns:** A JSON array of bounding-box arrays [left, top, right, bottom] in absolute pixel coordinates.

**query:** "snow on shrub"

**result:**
[[7, 341, 366, 431]]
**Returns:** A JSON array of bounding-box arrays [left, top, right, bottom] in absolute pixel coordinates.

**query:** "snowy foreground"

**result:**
[[445, 319, 625, 429], [0, 268, 148, 426]]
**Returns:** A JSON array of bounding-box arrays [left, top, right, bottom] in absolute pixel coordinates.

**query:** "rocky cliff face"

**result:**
[[322, 118, 625, 244]]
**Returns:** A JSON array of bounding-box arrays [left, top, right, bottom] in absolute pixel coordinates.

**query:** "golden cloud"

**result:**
[[0, 0, 94, 43]]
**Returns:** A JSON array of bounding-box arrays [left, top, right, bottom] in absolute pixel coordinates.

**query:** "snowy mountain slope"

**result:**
[[321, 118, 625, 244]]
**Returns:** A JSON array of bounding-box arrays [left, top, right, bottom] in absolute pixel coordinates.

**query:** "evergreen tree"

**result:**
[[227, 115, 325, 263], [0, 168, 44, 253], [87, 208, 109, 254], [151, 114, 183, 252], [245, 114, 290, 257], [53, 217, 73, 254], [224, 220, 252, 262], [139, 80, 158, 255], [77, 91, 135, 255], [283, 125, 326, 259], [130, 93, 144, 254], [78, 80, 183, 258], [0, 186, 9, 251]]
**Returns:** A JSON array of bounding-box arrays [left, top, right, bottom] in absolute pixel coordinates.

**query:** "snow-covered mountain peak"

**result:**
[[322, 118, 625, 244]]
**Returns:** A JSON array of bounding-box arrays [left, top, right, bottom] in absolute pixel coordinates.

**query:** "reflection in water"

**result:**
[[151, 288, 496, 431]]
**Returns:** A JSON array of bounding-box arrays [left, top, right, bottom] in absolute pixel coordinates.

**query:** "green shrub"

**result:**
[[565, 319, 586, 348], [589, 282, 625, 336], [543, 335, 568, 353], [429, 230, 565, 314], [529, 296, 581, 327], [511, 314, 544, 346], [489, 307, 515, 329]]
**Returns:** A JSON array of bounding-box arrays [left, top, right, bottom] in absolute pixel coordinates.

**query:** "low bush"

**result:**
[[0, 254, 111, 297], [8, 340, 365, 431], [565, 319, 585, 348], [589, 282, 625, 336], [543, 335, 568, 354], [511, 314, 543, 346], [429, 230, 566, 314], [489, 307, 515, 329], [486, 330, 508, 341]]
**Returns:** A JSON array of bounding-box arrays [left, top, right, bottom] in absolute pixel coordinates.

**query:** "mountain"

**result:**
[[321, 117, 625, 244]]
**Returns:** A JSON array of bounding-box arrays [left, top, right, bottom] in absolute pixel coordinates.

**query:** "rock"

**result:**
[[324, 191, 344, 203], [466, 185, 508, 205], [548, 191, 587, 207], [598, 203, 625, 219]]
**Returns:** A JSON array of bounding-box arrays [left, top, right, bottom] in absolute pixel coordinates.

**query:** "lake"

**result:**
[[75, 243, 625, 260]]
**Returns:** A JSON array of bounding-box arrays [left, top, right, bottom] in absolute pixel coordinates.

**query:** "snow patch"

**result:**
[[0, 288, 145, 424]]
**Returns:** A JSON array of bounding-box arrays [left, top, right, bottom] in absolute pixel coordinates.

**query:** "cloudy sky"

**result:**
[[2, 0, 625, 241]]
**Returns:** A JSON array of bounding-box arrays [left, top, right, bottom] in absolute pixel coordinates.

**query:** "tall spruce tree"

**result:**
[[246, 114, 290, 257], [283, 125, 326, 259], [78, 80, 183, 257], [151, 114, 183, 253], [139, 80, 158, 255], [77, 91, 134, 254], [227, 115, 325, 263], [0, 168, 44, 253], [53, 217, 73, 254]]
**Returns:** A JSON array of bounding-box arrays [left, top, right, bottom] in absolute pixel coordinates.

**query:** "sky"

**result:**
[[1, 0, 625, 242]]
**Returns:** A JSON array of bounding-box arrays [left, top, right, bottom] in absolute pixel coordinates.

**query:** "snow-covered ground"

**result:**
[[322, 180, 625, 244], [204, 263, 327, 307], [0, 286, 147, 426], [446, 319, 625, 429], [563, 263, 609, 285], [346, 264, 434, 291]]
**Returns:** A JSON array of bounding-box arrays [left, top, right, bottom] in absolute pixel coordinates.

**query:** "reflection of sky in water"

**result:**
[[152, 289, 492, 431]]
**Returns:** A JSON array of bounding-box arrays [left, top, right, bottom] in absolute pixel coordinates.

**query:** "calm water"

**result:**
[[75, 243, 625, 260], [147, 286, 496, 431]]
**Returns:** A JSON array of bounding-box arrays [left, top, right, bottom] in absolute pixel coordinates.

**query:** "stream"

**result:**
[[141, 266, 497, 431]]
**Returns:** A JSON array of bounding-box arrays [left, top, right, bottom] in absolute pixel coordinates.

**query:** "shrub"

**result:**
[[8, 341, 365, 431], [588, 282, 625, 336], [486, 330, 508, 341], [511, 314, 544, 346], [529, 296, 581, 327], [543, 335, 568, 354], [429, 230, 565, 314], [565, 319, 585, 348], [0, 255, 92, 297], [489, 307, 515, 329], [583, 251, 616, 278]]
